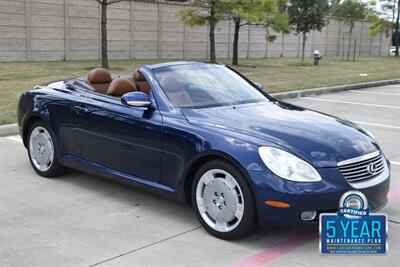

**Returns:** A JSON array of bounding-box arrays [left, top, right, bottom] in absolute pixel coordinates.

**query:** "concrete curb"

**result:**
[[0, 123, 18, 138], [271, 79, 400, 99], [0, 79, 399, 138]]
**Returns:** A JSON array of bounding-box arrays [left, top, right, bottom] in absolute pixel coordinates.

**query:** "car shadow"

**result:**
[[54, 168, 196, 222], [52, 168, 319, 250]]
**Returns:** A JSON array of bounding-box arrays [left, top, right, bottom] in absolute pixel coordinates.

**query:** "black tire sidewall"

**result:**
[[27, 121, 64, 177], [191, 159, 257, 240]]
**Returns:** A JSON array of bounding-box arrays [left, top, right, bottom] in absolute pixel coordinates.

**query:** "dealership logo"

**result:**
[[320, 191, 387, 254], [367, 162, 377, 175]]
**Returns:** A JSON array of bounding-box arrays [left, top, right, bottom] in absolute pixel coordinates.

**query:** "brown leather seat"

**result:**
[[133, 70, 151, 95], [86, 68, 112, 94], [107, 78, 137, 97]]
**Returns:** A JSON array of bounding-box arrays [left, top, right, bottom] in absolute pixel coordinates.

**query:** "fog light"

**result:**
[[300, 211, 316, 221]]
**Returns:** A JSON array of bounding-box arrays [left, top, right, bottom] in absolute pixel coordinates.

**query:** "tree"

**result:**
[[221, 0, 290, 65], [288, 0, 329, 65], [331, 0, 370, 61], [96, 0, 133, 69], [396, 0, 400, 56], [176, 0, 223, 63], [374, 0, 400, 56], [209, 0, 218, 62], [368, 14, 393, 44]]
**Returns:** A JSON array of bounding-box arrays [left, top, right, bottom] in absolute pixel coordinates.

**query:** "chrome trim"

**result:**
[[349, 159, 390, 189], [126, 100, 151, 107], [337, 150, 380, 167], [341, 161, 383, 174]]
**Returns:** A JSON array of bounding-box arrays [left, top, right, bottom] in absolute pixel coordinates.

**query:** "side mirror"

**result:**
[[121, 91, 151, 109], [254, 82, 264, 91]]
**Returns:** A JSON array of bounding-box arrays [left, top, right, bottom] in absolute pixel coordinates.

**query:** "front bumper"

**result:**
[[249, 163, 390, 230]]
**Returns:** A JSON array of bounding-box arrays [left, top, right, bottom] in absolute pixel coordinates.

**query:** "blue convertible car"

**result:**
[[18, 61, 390, 239]]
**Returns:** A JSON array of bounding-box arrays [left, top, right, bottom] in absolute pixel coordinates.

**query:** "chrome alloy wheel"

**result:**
[[196, 169, 244, 232], [29, 126, 54, 172]]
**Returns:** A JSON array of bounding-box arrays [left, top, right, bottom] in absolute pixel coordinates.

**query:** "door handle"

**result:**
[[73, 105, 89, 114]]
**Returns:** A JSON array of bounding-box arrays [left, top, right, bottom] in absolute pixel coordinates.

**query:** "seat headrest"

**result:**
[[87, 68, 112, 84], [107, 78, 136, 97], [134, 70, 146, 81]]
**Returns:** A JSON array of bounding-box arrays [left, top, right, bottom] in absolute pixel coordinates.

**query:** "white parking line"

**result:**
[[353, 121, 400, 130], [350, 90, 400, 96], [391, 161, 400, 166], [6, 136, 22, 143], [301, 97, 400, 109]]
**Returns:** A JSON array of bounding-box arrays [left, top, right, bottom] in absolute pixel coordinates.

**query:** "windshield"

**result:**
[[153, 64, 267, 108]]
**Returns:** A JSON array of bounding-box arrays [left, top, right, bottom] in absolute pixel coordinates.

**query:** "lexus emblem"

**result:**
[[367, 162, 377, 175]]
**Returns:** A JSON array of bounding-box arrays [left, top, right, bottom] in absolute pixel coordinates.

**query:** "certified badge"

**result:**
[[338, 191, 369, 219], [320, 191, 387, 254]]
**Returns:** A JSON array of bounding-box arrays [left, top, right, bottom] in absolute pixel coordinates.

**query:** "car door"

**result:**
[[70, 90, 163, 182]]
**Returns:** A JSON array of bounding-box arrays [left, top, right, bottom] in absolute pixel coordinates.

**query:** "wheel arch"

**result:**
[[22, 114, 46, 148], [181, 151, 256, 205]]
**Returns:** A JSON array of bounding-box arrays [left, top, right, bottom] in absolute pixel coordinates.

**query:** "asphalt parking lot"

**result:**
[[1, 84, 399, 267]]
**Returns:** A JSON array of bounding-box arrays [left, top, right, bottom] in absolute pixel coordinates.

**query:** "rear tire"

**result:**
[[192, 159, 257, 239], [27, 121, 66, 177]]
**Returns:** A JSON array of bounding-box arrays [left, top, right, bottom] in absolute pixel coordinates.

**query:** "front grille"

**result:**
[[338, 153, 385, 183]]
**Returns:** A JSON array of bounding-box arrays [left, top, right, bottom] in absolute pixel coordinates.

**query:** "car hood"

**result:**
[[182, 101, 379, 168]]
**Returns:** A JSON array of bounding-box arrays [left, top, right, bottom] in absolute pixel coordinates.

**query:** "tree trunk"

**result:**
[[301, 32, 307, 65], [100, 3, 109, 69], [395, 0, 400, 56], [347, 24, 353, 61], [232, 17, 241, 66], [209, 0, 216, 63]]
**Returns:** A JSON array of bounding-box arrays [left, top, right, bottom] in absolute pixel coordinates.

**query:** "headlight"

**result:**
[[258, 147, 322, 182]]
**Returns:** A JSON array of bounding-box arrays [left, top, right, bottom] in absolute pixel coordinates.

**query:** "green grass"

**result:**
[[223, 57, 400, 93], [0, 56, 399, 125]]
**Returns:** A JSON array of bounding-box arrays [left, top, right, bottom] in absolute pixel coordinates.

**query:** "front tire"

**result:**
[[192, 159, 257, 239], [27, 121, 65, 177]]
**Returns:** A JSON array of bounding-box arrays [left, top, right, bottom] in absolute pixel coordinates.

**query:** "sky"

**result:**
[[375, 0, 397, 20]]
